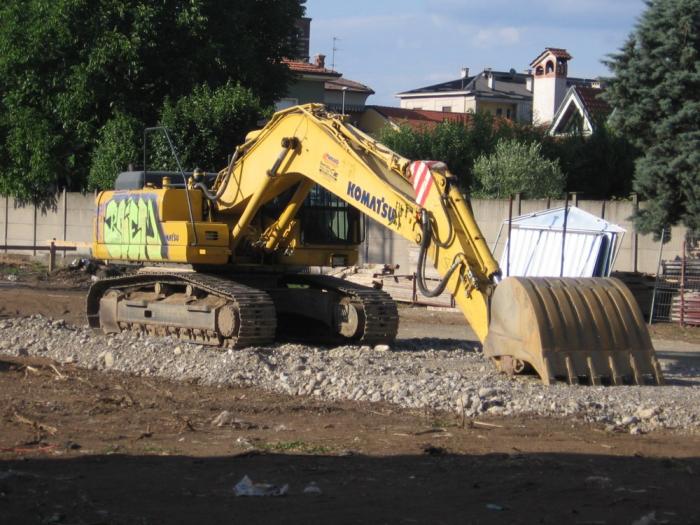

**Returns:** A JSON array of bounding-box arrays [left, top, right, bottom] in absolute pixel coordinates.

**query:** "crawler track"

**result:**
[[87, 272, 276, 348], [87, 271, 399, 348], [282, 274, 400, 345]]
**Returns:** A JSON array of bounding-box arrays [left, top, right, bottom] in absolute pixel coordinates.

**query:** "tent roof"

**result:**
[[503, 206, 625, 234]]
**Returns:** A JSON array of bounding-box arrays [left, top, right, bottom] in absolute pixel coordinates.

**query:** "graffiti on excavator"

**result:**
[[98, 193, 167, 260]]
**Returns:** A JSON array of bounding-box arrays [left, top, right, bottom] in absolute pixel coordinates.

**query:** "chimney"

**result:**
[[525, 69, 533, 92], [460, 67, 469, 79], [314, 54, 326, 68], [484, 68, 494, 89]]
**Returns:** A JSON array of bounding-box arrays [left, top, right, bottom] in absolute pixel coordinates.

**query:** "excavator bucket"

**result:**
[[483, 277, 664, 385]]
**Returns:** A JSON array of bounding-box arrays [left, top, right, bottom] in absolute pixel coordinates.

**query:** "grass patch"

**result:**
[[259, 440, 332, 455]]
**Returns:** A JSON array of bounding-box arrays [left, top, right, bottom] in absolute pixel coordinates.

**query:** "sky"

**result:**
[[304, 0, 647, 106]]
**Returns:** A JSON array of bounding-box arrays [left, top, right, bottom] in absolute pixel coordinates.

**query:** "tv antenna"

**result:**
[[331, 36, 340, 71]]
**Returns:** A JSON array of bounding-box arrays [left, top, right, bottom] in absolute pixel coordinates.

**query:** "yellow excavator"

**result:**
[[88, 104, 663, 385]]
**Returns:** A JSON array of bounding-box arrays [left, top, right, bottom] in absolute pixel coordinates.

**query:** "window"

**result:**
[[535, 66, 544, 76], [545, 60, 554, 74], [496, 108, 503, 117], [441, 106, 452, 112], [300, 185, 363, 245], [506, 108, 512, 119]]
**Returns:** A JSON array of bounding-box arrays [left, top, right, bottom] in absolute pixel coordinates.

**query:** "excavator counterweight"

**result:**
[[89, 104, 663, 385]]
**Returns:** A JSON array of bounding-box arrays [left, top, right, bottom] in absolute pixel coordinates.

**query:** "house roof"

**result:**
[[325, 77, 375, 95], [550, 85, 612, 135], [282, 58, 341, 79], [529, 47, 572, 66], [396, 70, 532, 102], [367, 105, 472, 130], [574, 86, 611, 120]]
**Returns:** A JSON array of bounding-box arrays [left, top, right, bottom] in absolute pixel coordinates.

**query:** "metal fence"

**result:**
[[649, 235, 700, 325]]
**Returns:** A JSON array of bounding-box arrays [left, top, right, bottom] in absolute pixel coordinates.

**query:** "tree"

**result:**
[[149, 83, 269, 174], [604, 0, 700, 235], [377, 113, 547, 191], [0, 0, 304, 201], [472, 139, 564, 198], [550, 126, 638, 198], [88, 112, 142, 191]]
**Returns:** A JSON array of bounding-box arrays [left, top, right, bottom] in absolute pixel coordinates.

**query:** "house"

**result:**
[[530, 48, 605, 125], [324, 77, 375, 114], [278, 54, 375, 115], [358, 105, 471, 134], [277, 55, 342, 110], [395, 68, 533, 123], [392, 48, 607, 129], [549, 84, 612, 136]]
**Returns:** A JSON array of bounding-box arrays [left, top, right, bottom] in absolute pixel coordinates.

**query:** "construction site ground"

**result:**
[[1, 261, 699, 524]]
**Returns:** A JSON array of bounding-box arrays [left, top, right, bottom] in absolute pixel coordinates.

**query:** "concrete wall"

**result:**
[[287, 79, 326, 105], [0, 193, 683, 274], [400, 96, 476, 114], [532, 75, 568, 125], [359, 197, 683, 275], [1, 192, 95, 258]]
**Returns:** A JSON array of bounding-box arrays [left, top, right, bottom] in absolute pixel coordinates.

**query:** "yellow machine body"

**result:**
[[91, 104, 663, 385]]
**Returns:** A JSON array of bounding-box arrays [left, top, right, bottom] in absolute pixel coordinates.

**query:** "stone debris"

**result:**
[[234, 476, 288, 497], [584, 476, 613, 489], [303, 482, 322, 495], [1, 315, 699, 434]]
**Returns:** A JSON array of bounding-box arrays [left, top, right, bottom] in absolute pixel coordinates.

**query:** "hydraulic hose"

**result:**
[[195, 147, 241, 202], [431, 194, 455, 249], [416, 209, 462, 298]]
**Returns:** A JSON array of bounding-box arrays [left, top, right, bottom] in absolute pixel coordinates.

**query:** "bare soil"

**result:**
[[2, 354, 699, 525], [0, 275, 699, 524]]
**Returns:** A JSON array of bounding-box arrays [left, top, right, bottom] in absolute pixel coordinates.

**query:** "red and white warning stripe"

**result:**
[[410, 160, 439, 207]]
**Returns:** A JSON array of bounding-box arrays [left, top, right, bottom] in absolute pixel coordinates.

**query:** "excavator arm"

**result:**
[[211, 104, 497, 342], [208, 104, 663, 385]]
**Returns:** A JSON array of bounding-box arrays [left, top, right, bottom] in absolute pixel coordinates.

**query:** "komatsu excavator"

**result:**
[[88, 104, 663, 385]]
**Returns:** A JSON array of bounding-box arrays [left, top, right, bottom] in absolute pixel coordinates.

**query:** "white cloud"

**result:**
[[472, 26, 521, 48], [425, 0, 644, 30], [313, 13, 417, 33]]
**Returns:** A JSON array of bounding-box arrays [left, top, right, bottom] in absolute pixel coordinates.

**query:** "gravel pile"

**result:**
[[2, 315, 699, 434]]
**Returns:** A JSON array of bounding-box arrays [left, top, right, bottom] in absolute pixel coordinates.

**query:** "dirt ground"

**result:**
[[1, 270, 700, 524]]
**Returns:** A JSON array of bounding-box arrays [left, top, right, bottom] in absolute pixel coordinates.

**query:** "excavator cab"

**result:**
[[299, 186, 363, 246]]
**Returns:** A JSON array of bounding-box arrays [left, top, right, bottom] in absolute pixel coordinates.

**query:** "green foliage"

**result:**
[[149, 83, 268, 173], [88, 112, 142, 191], [378, 113, 547, 191], [472, 139, 565, 198], [377, 113, 633, 197], [604, 0, 700, 235], [0, 106, 63, 202], [0, 0, 304, 201], [550, 126, 638, 198]]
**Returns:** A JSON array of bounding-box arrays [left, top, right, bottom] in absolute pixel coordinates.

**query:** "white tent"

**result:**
[[496, 206, 625, 278]]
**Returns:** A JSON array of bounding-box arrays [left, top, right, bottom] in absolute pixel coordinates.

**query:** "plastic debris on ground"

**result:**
[[233, 475, 289, 497], [303, 482, 322, 495]]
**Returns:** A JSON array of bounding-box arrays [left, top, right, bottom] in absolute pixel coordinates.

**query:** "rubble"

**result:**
[[1, 315, 699, 433]]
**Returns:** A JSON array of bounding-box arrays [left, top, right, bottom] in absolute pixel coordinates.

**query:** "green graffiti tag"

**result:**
[[101, 193, 167, 260]]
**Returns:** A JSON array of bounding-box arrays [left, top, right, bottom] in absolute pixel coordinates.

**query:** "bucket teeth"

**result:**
[[608, 356, 622, 386], [564, 356, 578, 385], [483, 277, 664, 386]]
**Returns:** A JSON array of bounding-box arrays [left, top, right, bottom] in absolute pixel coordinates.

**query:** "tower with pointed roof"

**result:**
[[530, 48, 572, 125]]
